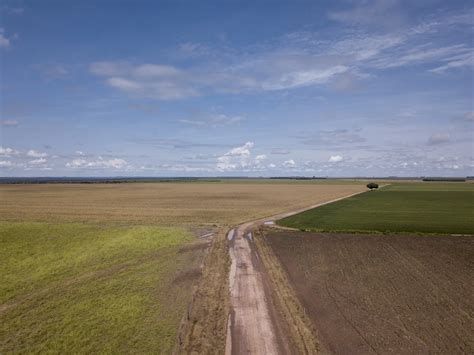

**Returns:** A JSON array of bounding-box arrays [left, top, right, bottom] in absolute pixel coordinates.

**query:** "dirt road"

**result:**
[[225, 190, 367, 355]]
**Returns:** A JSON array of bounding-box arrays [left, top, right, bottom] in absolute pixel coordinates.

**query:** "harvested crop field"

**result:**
[[262, 229, 474, 354], [0, 181, 364, 226]]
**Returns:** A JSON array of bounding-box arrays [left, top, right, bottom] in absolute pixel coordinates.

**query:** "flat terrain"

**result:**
[[0, 221, 207, 353], [263, 229, 474, 354], [0, 181, 365, 353], [0, 181, 363, 226], [279, 182, 474, 234], [226, 190, 364, 355]]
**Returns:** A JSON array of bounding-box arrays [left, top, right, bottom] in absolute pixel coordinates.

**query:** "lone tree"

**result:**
[[367, 182, 379, 190]]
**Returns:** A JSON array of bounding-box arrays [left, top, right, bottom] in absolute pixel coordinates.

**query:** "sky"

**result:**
[[0, 0, 473, 177]]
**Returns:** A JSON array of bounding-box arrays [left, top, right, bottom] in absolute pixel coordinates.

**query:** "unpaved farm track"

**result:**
[[226, 190, 367, 355]]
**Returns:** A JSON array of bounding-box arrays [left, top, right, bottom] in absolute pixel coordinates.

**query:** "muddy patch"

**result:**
[[173, 268, 202, 284]]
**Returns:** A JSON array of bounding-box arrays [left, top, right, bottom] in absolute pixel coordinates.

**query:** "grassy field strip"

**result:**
[[278, 183, 474, 234], [0, 221, 207, 354]]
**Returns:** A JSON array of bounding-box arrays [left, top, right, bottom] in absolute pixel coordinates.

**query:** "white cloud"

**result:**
[[429, 52, 474, 73], [0, 147, 19, 157], [328, 155, 344, 163], [464, 112, 474, 122], [29, 158, 47, 165], [27, 150, 48, 158], [373, 44, 473, 70], [255, 154, 267, 162], [66, 157, 128, 169], [283, 159, 296, 168], [0, 119, 19, 127], [133, 64, 181, 77], [90, 56, 360, 99], [88, 10, 472, 103], [0, 160, 14, 167], [0, 28, 10, 49], [262, 65, 349, 90], [178, 42, 213, 57], [178, 114, 244, 128], [75, 150, 85, 156], [107, 77, 142, 91], [66, 158, 87, 168], [90, 61, 129, 76], [228, 142, 253, 156], [290, 13, 474, 74], [91, 61, 198, 100], [328, 0, 402, 27], [300, 129, 366, 146], [216, 142, 256, 171]]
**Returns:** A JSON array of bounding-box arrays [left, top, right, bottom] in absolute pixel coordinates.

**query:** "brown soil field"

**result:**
[[0, 182, 365, 227], [262, 229, 474, 354]]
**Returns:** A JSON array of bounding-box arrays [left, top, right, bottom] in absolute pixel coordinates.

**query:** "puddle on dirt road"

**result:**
[[199, 232, 214, 239], [227, 229, 235, 241]]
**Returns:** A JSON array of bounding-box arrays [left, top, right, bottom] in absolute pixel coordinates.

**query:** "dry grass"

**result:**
[[0, 182, 365, 227]]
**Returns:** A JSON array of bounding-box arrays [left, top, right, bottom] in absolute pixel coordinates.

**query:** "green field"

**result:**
[[0, 221, 206, 353], [278, 183, 474, 234]]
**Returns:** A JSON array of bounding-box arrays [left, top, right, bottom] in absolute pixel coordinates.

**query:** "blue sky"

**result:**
[[1, 0, 473, 177]]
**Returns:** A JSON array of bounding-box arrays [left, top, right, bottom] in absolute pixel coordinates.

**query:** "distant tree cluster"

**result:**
[[367, 182, 379, 190]]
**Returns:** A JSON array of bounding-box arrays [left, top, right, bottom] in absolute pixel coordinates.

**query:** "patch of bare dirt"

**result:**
[[264, 230, 474, 354], [176, 229, 231, 355], [173, 268, 202, 284]]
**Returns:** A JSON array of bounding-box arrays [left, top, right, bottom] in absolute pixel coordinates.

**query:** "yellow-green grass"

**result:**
[[0, 221, 205, 353], [278, 183, 474, 234]]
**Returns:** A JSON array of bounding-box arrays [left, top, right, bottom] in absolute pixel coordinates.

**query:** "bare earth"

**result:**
[[264, 231, 474, 354], [226, 190, 366, 355]]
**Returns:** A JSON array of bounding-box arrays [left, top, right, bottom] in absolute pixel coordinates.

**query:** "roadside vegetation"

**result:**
[[278, 183, 474, 234]]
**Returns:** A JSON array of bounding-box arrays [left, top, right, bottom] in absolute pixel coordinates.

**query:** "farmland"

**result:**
[[278, 182, 474, 234], [262, 229, 474, 354], [1, 222, 205, 353], [0, 181, 365, 353], [0, 181, 364, 226]]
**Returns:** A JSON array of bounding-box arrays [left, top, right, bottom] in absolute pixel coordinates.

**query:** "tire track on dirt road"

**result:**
[[225, 190, 367, 355]]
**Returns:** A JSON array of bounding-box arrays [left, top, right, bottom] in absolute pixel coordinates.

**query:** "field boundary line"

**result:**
[[226, 187, 368, 354], [175, 228, 230, 355]]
